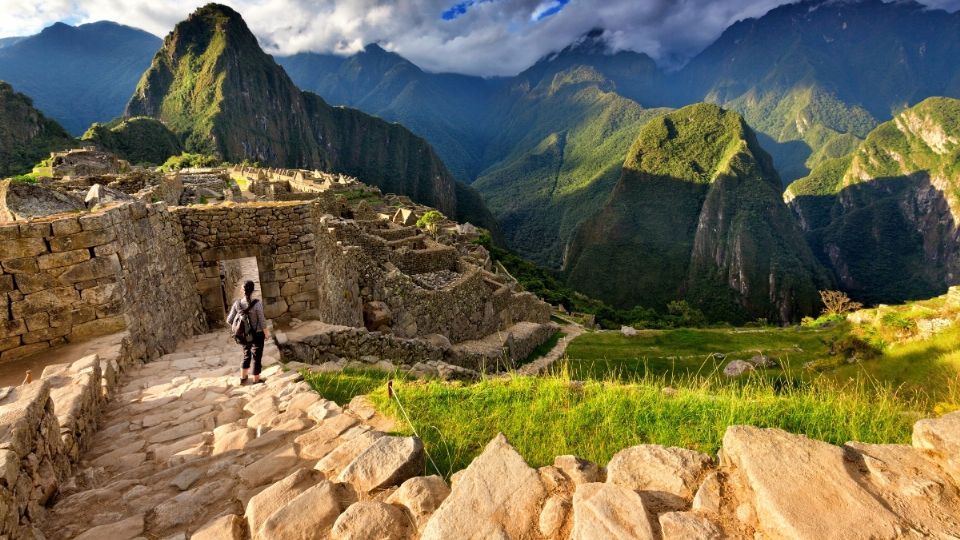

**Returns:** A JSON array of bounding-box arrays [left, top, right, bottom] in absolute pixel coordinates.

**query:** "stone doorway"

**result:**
[[218, 257, 262, 326]]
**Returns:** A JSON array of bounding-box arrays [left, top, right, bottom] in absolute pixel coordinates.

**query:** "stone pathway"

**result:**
[[40, 331, 418, 539], [516, 323, 584, 376]]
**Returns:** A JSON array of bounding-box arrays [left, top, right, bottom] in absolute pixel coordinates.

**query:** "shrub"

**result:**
[[10, 173, 38, 183], [416, 210, 445, 234], [160, 152, 220, 171]]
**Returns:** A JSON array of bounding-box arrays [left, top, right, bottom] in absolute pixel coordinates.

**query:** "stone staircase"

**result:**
[[39, 331, 429, 539]]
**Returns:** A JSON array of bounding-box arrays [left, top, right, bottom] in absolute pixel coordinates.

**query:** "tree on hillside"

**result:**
[[819, 290, 862, 316]]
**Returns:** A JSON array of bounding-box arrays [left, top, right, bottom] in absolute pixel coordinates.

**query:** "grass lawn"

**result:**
[[561, 326, 845, 382], [304, 368, 916, 478]]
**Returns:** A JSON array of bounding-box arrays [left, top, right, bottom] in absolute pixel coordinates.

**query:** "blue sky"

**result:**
[[3, 0, 960, 76]]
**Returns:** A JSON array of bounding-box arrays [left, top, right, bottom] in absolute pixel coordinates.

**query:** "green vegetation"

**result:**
[[561, 325, 844, 382], [303, 368, 914, 477], [415, 210, 445, 233], [160, 152, 220, 171], [301, 290, 957, 477], [788, 97, 960, 305], [81, 116, 182, 165], [564, 103, 829, 323], [477, 234, 709, 329], [10, 172, 37, 183], [0, 81, 75, 177]]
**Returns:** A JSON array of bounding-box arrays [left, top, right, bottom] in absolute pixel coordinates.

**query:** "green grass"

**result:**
[[303, 368, 916, 478], [562, 326, 845, 382]]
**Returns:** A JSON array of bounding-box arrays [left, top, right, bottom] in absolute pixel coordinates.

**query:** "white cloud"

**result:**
[[1, 0, 959, 76]]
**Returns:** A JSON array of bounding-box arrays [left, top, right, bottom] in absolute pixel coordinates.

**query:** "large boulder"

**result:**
[[606, 444, 712, 508], [420, 433, 545, 539], [570, 482, 656, 540], [245, 468, 322, 535], [337, 436, 424, 492], [0, 179, 84, 222], [386, 475, 450, 529], [257, 481, 353, 539], [720, 425, 903, 539], [331, 501, 412, 540], [913, 410, 960, 482]]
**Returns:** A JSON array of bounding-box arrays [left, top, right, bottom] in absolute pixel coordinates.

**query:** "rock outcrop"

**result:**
[[0, 178, 84, 222]]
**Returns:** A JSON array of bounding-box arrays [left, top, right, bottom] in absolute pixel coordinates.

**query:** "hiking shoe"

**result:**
[[239, 377, 249, 385], [252, 378, 266, 385]]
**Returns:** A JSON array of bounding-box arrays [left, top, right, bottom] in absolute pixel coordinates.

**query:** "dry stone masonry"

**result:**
[[0, 155, 956, 538]]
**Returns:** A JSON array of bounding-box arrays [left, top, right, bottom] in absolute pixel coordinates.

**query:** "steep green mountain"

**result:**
[[0, 21, 161, 135], [0, 81, 75, 177], [279, 46, 499, 181], [472, 56, 668, 268], [674, 0, 960, 184], [565, 103, 829, 323], [787, 97, 960, 304], [81, 117, 182, 165], [126, 3, 494, 228]]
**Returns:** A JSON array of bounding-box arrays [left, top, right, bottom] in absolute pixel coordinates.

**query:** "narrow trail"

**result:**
[[41, 331, 379, 539], [516, 323, 584, 376]]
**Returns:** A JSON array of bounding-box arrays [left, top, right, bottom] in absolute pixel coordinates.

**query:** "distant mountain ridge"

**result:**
[[0, 21, 160, 135]]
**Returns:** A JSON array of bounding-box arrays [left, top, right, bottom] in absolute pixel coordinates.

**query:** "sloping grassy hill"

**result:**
[[0, 81, 75, 177]]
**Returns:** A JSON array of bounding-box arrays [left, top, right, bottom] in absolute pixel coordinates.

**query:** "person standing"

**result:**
[[226, 280, 269, 384]]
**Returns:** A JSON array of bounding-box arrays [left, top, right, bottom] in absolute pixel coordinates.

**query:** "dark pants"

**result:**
[[242, 331, 265, 376]]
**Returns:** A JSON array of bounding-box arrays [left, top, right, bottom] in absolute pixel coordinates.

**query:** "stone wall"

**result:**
[[175, 202, 323, 325], [0, 202, 204, 364], [0, 345, 122, 539]]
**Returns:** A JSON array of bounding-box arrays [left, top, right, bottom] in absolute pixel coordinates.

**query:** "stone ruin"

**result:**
[[232, 166, 368, 201], [0, 156, 957, 539]]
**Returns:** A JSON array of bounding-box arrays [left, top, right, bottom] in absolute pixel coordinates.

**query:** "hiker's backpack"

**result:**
[[232, 299, 259, 345]]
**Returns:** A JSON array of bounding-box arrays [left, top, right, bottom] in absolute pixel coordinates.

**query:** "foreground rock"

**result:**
[[721, 426, 903, 538], [420, 434, 546, 539]]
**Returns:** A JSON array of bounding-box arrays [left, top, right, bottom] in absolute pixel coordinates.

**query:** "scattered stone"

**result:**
[[386, 475, 450, 528], [723, 360, 755, 378], [84, 184, 133, 209], [539, 495, 571, 537], [171, 468, 203, 491], [570, 482, 656, 540], [748, 354, 777, 368], [257, 481, 353, 539], [658, 511, 724, 540], [245, 468, 322, 534], [554, 455, 602, 485], [606, 444, 713, 507], [692, 471, 722, 515], [189, 514, 244, 540], [420, 433, 545, 540], [331, 501, 412, 540], [73, 514, 145, 540], [337, 436, 424, 492], [621, 325, 638, 337]]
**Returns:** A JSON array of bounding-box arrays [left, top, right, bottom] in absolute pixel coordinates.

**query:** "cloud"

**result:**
[[3, 0, 960, 76]]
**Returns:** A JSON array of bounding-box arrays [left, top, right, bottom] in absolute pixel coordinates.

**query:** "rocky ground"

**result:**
[[38, 329, 960, 539]]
